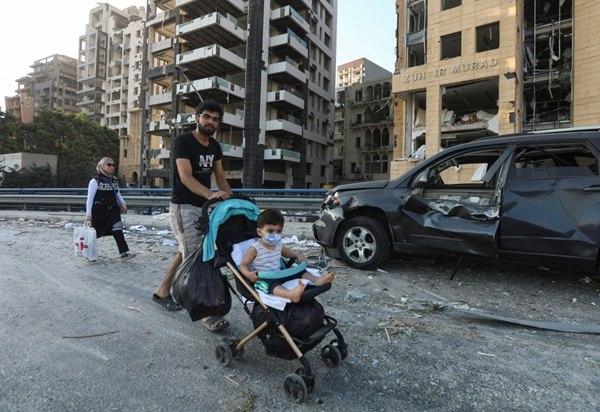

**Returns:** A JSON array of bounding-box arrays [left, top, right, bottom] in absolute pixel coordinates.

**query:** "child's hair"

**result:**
[[257, 209, 284, 228]]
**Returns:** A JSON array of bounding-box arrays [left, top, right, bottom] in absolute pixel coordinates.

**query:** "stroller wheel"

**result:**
[[283, 373, 308, 403], [215, 342, 233, 367], [295, 367, 315, 393], [330, 339, 348, 360], [321, 344, 342, 368]]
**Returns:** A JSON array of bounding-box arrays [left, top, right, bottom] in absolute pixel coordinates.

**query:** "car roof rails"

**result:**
[[528, 126, 600, 134]]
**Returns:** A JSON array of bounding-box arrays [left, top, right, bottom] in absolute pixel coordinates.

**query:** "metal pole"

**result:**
[[242, 0, 266, 188], [138, 0, 151, 187]]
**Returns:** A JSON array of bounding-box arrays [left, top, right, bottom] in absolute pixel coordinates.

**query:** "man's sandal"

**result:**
[[152, 293, 183, 311], [202, 316, 229, 331]]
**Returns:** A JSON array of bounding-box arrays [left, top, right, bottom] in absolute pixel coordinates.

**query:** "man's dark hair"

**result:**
[[257, 209, 284, 228], [196, 99, 224, 120]]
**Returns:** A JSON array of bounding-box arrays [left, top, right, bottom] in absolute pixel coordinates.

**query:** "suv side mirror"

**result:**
[[412, 170, 429, 188]]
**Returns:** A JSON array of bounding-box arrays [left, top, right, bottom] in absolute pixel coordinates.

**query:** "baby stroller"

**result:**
[[198, 196, 348, 403]]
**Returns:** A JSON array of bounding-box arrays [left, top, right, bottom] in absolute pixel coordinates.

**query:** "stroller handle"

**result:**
[[200, 193, 255, 219]]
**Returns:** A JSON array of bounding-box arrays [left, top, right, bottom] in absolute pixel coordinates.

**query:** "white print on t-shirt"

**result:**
[[98, 181, 119, 191], [199, 154, 214, 170]]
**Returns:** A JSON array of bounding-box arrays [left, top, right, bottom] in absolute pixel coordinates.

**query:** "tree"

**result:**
[[0, 110, 119, 187]]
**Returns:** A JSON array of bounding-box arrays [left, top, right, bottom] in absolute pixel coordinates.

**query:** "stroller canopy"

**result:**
[[202, 199, 261, 262]]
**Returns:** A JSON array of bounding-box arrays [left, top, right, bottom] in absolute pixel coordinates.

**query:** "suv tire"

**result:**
[[336, 216, 390, 270]]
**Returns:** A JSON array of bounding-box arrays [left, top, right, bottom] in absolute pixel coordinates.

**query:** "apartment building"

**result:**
[[391, 0, 600, 178], [336, 58, 392, 88], [7, 54, 78, 121], [78, 3, 146, 184], [333, 77, 394, 183], [141, 0, 337, 189]]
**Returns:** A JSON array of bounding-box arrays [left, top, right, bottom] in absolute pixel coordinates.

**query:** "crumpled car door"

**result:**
[[400, 145, 514, 257]]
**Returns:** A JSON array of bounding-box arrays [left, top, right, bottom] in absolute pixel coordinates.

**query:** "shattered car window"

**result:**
[[511, 145, 598, 180]]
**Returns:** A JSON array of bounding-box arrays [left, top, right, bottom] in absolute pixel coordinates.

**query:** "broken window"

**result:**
[[419, 147, 508, 208], [441, 32, 461, 59], [476, 22, 500, 52], [522, 0, 573, 131], [408, 0, 426, 33], [441, 0, 461, 11], [407, 0, 427, 67], [355, 137, 361, 148], [408, 44, 426, 67], [355, 90, 363, 102], [511, 145, 598, 180], [441, 78, 499, 147]]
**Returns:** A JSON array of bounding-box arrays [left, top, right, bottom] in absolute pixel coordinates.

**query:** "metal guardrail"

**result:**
[[0, 188, 327, 211]]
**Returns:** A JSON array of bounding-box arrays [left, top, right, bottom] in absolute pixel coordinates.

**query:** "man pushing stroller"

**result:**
[[240, 209, 335, 302]]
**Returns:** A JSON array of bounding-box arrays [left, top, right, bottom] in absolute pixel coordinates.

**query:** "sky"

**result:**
[[0, 0, 396, 106]]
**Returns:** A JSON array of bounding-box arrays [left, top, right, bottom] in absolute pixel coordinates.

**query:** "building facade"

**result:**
[[333, 76, 394, 184], [336, 58, 393, 88], [78, 3, 146, 185], [391, 0, 600, 178], [140, 0, 337, 189], [8, 54, 78, 121]]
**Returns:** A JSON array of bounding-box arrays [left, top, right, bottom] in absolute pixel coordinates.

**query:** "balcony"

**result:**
[[148, 64, 174, 88], [264, 148, 301, 163], [148, 92, 172, 107], [149, 148, 171, 160], [270, 30, 308, 60], [266, 118, 303, 137], [177, 12, 246, 49], [271, 6, 309, 34], [267, 90, 304, 112], [176, 0, 246, 19], [150, 38, 174, 63], [146, 10, 177, 37], [267, 60, 306, 85], [177, 44, 245, 78], [145, 168, 171, 179], [148, 119, 171, 136], [177, 76, 245, 103], [177, 110, 244, 130], [276, 0, 311, 12], [220, 143, 243, 158]]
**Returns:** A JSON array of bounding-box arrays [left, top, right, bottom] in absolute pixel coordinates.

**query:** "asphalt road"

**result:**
[[1, 212, 599, 411]]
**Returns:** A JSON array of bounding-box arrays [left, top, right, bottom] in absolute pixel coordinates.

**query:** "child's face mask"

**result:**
[[263, 233, 282, 246], [259, 226, 283, 246]]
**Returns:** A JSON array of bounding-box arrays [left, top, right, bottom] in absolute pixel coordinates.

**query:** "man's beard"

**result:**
[[199, 125, 215, 135]]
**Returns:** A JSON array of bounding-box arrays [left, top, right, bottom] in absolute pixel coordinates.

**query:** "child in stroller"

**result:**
[[198, 196, 347, 403], [239, 209, 335, 303]]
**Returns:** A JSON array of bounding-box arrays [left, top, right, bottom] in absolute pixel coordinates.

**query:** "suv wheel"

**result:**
[[336, 217, 390, 270]]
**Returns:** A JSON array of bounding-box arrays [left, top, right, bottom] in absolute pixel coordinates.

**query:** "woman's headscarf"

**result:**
[[96, 157, 115, 176]]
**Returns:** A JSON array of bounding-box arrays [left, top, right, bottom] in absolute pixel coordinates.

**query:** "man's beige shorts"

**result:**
[[169, 203, 202, 259]]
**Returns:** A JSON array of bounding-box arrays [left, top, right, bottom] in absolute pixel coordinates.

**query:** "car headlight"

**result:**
[[323, 192, 341, 209]]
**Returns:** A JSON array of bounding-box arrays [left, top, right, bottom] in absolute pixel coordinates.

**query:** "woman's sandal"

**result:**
[[202, 316, 229, 331]]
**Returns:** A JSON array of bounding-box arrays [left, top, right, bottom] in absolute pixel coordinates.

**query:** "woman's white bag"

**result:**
[[73, 223, 98, 261]]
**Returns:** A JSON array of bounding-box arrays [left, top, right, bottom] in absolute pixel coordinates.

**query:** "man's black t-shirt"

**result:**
[[171, 132, 223, 207]]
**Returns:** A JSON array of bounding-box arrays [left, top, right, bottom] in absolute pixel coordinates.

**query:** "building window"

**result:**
[[476, 22, 500, 52], [355, 90, 363, 101], [441, 0, 461, 10], [356, 114, 362, 124], [320, 165, 326, 177], [355, 137, 361, 148], [408, 44, 426, 67], [124, 149, 128, 158], [441, 32, 462, 59]]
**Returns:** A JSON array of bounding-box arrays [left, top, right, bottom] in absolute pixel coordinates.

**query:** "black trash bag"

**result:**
[[251, 300, 326, 360], [172, 247, 231, 322]]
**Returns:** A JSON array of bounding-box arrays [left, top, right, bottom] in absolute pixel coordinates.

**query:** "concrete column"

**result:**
[[572, 0, 600, 126], [425, 85, 441, 158], [498, 75, 518, 135]]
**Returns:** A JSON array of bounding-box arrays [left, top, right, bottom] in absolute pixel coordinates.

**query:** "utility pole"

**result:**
[[138, 0, 151, 187], [242, 0, 266, 188]]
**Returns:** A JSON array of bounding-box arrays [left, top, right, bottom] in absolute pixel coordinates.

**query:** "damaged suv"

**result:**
[[314, 128, 600, 270]]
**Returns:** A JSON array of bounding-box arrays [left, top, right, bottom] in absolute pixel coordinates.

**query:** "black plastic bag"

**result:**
[[251, 300, 325, 359], [172, 247, 231, 322]]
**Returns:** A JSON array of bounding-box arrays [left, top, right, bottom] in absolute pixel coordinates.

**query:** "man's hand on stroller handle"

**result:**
[[209, 190, 232, 200]]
